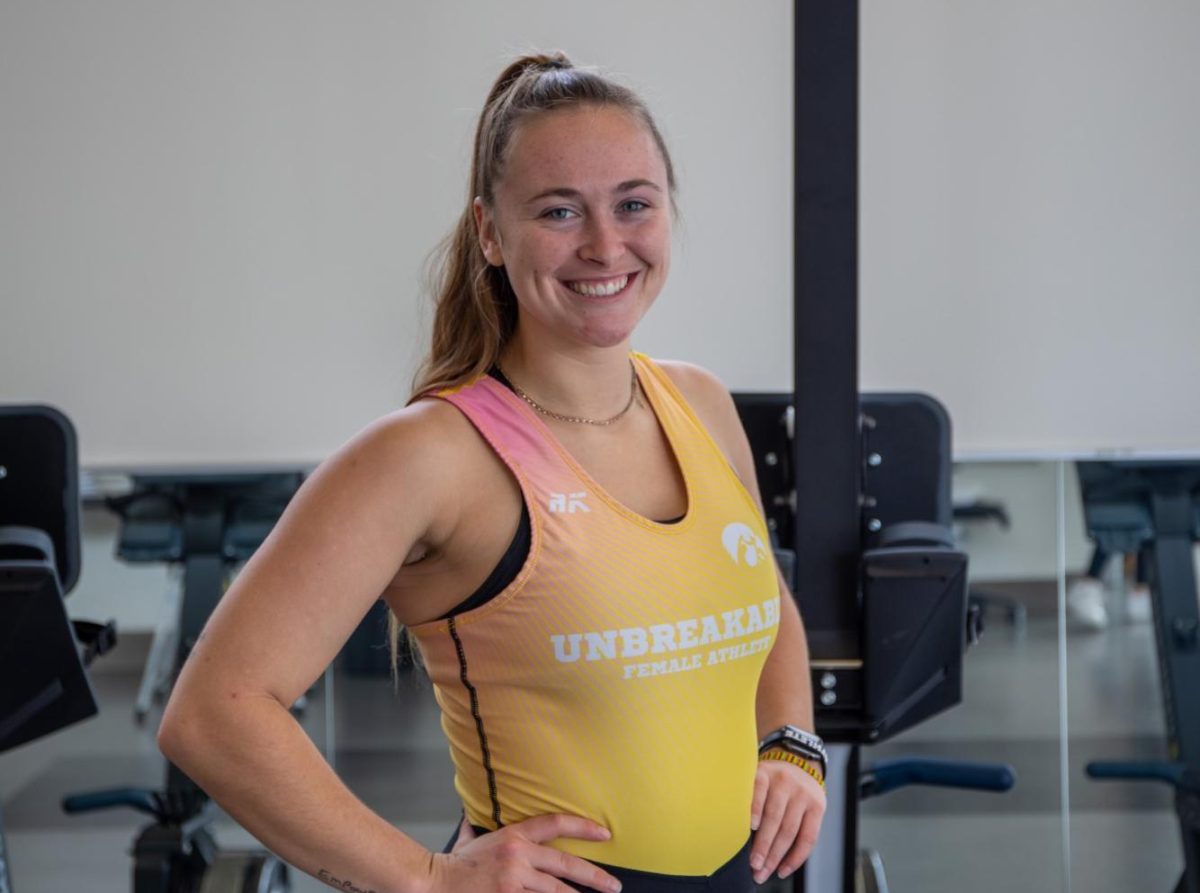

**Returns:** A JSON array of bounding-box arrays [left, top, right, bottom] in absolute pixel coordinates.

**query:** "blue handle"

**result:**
[[1086, 760, 1188, 788], [62, 787, 159, 816], [865, 758, 1016, 798]]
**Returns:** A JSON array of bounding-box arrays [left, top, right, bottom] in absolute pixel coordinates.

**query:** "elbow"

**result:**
[[156, 698, 187, 764], [157, 683, 284, 769], [156, 688, 209, 769]]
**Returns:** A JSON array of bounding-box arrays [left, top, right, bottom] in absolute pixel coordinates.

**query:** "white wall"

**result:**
[[5, 2, 1199, 467], [0, 0, 794, 468], [861, 1, 1200, 456]]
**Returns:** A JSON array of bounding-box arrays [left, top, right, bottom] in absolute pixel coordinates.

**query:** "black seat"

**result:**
[[858, 392, 969, 739], [0, 405, 108, 754], [1, 405, 116, 892]]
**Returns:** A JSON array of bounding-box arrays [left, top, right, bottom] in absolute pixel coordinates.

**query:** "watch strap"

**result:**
[[759, 725, 828, 778]]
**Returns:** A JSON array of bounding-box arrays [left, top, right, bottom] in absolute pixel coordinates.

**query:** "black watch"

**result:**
[[759, 725, 828, 779]]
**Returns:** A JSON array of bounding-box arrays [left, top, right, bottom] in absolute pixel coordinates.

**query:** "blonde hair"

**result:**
[[390, 52, 677, 674]]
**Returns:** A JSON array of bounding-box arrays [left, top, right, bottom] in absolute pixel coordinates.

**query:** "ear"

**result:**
[[473, 197, 504, 267]]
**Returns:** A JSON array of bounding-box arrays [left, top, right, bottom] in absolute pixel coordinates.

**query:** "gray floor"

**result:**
[[1, 591, 1186, 893]]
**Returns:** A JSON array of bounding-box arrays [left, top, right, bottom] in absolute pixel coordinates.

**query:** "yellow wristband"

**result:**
[[759, 748, 826, 787]]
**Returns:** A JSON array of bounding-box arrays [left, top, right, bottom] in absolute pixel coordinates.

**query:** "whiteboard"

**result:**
[[860, 1, 1200, 457], [3, 1, 1199, 467], [0, 0, 795, 468]]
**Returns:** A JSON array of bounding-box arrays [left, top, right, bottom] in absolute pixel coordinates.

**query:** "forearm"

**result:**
[[159, 695, 432, 893], [756, 582, 815, 737], [749, 585, 827, 885]]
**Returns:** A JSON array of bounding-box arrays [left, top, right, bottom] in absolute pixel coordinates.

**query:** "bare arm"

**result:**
[[158, 404, 453, 892], [157, 403, 620, 893]]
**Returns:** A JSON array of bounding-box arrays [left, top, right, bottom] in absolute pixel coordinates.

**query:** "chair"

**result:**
[[0, 405, 116, 890]]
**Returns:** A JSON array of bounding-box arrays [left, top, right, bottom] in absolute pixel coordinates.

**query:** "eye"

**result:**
[[541, 207, 578, 221], [619, 199, 649, 214]]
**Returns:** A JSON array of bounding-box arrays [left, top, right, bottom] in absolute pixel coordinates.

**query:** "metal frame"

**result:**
[[793, 0, 860, 663]]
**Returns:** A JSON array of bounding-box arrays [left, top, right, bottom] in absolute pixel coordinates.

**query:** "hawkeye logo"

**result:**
[[722, 522, 767, 568]]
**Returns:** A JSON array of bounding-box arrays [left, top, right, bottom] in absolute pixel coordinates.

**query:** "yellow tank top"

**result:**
[[408, 353, 780, 875]]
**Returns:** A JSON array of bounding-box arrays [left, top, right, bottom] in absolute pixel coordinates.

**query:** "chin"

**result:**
[[577, 324, 639, 349], [574, 305, 652, 349]]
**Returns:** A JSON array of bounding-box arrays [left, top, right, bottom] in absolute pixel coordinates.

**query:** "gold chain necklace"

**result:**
[[503, 362, 639, 426]]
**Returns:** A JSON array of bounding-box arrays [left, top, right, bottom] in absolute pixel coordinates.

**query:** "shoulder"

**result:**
[[334, 397, 476, 482], [652, 359, 742, 444], [653, 358, 726, 399], [303, 394, 491, 541], [649, 358, 757, 483], [650, 357, 766, 510]]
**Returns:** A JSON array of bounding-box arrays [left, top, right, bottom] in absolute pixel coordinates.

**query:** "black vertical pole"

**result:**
[[794, 0, 861, 661]]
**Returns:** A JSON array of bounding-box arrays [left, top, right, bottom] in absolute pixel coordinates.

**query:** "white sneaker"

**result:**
[[1068, 577, 1108, 630], [1125, 585, 1153, 624]]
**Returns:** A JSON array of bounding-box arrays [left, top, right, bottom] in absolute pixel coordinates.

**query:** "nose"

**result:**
[[579, 214, 623, 266]]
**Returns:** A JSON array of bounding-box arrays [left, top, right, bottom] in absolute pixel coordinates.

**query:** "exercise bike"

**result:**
[[62, 473, 302, 892], [1076, 462, 1200, 893]]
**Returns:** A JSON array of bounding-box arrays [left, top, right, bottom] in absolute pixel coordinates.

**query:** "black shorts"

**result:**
[[443, 822, 754, 893]]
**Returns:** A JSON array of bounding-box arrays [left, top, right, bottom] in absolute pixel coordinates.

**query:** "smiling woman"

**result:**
[[413, 53, 678, 401], [473, 105, 672, 354], [157, 52, 823, 893]]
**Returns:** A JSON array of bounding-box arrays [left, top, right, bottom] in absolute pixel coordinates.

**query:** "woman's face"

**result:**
[[475, 105, 672, 353]]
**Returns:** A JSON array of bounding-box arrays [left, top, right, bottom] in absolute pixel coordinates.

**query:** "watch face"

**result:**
[[784, 728, 827, 758], [761, 726, 827, 767]]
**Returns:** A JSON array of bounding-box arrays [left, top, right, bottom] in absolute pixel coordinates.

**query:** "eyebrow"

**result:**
[[524, 179, 663, 204]]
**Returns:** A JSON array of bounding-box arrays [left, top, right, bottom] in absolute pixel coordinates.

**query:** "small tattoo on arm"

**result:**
[[317, 868, 379, 893]]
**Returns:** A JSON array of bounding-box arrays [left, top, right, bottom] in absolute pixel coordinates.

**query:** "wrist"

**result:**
[[759, 747, 825, 787], [412, 849, 443, 893], [758, 724, 828, 781]]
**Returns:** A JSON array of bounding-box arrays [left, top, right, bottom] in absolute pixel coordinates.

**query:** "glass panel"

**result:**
[[858, 460, 1067, 892], [1063, 459, 1185, 891]]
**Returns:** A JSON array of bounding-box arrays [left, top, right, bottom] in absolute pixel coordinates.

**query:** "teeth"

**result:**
[[567, 275, 629, 297]]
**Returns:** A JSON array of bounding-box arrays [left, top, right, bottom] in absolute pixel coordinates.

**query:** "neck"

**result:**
[[500, 335, 636, 423]]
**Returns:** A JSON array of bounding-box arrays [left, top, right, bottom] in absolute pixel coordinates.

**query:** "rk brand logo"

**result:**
[[722, 522, 767, 567], [549, 492, 590, 514]]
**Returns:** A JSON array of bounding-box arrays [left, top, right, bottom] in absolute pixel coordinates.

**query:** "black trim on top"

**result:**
[[439, 501, 532, 621], [447, 616, 502, 828]]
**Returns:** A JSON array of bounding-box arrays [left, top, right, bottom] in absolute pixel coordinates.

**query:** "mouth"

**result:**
[[563, 271, 637, 298]]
